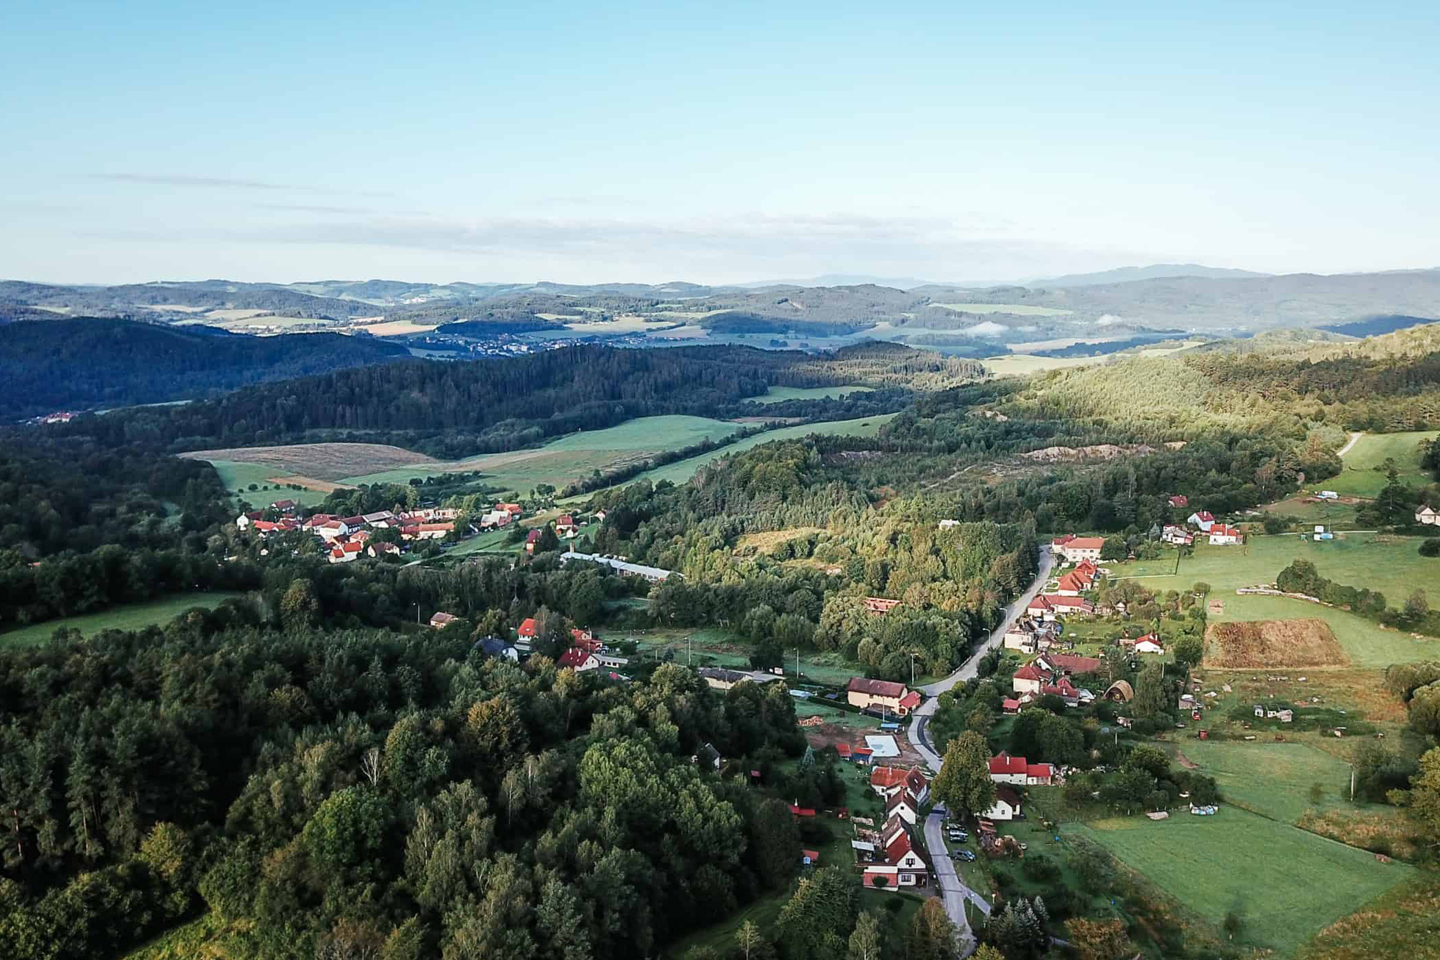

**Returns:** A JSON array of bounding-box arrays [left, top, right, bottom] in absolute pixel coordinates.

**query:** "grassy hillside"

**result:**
[[0, 592, 243, 649]]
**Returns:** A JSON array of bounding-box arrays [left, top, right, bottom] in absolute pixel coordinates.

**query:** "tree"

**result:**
[[966, 702, 996, 734], [1405, 589, 1430, 621], [775, 866, 856, 960], [1131, 661, 1170, 721], [908, 897, 961, 960], [848, 911, 883, 960], [301, 787, 392, 883], [1172, 634, 1204, 666], [280, 577, 319, 627], [1410, 682, 1440, 738], [737, 920, 768, 960], [1064, 918, 1129, 960], [750, 798, 801, 889], [932, 732, 996, 818], [1400, 747, 1440, 852]]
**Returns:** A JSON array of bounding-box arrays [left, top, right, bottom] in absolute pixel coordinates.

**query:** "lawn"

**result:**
[[793, 699, 884, 729], [1322, 430, 1438, 498], [0, 592, 244, 648], [1106, 533, 1437, 611], [209, 460, 332, 508], [750, 384, 875, 404], [1069, 807, 1414, 957], [1166, 740, 1390, 823], [1262, 497, 1361, 528], [345, 416, 746, 491], [573, 415, 897, 498]]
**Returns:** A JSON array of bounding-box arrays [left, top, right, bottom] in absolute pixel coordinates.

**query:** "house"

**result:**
[[497, 502, 523, 517], [988, 752, 1052, 785], [517, 617, 538, 640], [361, 510, 394, 527], [557, 647, 600, 671], [270, 499, 297, 513], [1161, 524, 1194, 546], [1208, 523, 1243, 545], [884, 788, 920, 825], [525, 528, 544, 553], [1168, 495, 1189, 508], [1038, 652, 1102, 676], [1040, 677, 1091, 707], [861, 818, 931, 889], [368, 542, 401, 558], [480, 510, 512, 529], [863, 597, 902, 615], [1188, 511, 1216, 532], [1417, 505, 1439, 526], [1011, 664, 1048, 695], [1003, 621, 1038, 653], [699, 667, 753, 690], [429, 612, 459, 629], [984, 787, 1023, 821], [555, 514, 578, 538], [594, 510, 607, 522], [328, 541, 364, 564], [405, 522, 453, 541], [847, 677, 920, 716], [235, 511, 263, 530], [1027, 594, 1095, 619], [870, 766, 930, 805], [559, 551, 676, 583], [473, 636, 519, 662], [1054, 570, 1092, 596], [1131, 634, 1165, 655], [788, 804, 817, 818], [1002, 697, 1022, 715], [1056, 536, 1105, 564]]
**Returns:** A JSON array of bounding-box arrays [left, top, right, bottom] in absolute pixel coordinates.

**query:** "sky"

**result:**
[[4, 0, 1438, 286]]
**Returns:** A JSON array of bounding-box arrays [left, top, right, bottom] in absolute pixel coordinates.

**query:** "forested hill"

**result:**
[[53, 342, 941, 458], [0, 318, 410, 420]]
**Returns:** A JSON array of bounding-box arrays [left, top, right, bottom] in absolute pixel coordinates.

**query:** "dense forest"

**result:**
[[0, 319, 409, 421]]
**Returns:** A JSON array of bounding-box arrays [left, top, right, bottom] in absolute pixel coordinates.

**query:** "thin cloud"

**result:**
[[91, 172, 394, 198]]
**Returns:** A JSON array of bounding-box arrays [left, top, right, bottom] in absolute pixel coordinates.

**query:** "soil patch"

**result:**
[[803, 723, 926, 769], [1205, 619, 1350, 668]]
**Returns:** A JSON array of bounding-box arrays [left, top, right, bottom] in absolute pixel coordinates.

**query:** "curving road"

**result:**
[[908, 546, 1054, 952]]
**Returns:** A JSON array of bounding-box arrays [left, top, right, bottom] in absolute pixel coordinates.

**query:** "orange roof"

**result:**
[[518, 617, 537, 638]]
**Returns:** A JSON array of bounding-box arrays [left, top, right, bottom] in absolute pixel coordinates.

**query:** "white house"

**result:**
[[984, 787, 1023, 821], [1132, 634, 1165, 655], [1161, 525, 1194, 546], [1208, 523, 1243, 545], [1188, 511, 1216, 532], [884, 789, 920, 826], [1417, 505, 1439, 526]]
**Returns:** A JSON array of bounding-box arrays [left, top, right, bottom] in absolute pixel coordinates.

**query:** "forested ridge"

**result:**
[[0, 319, 409, 421]]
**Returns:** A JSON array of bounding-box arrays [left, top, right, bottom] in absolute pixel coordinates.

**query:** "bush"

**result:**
[[1421, 539, 1440, 558], [1021, 854, 1060, 883]]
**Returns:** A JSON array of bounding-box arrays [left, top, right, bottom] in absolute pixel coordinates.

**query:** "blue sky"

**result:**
[[4, 1, 1437, 284]]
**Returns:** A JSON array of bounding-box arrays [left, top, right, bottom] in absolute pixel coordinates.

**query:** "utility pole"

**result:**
[[794, 649, 800, 680], [687, 635, 692, 666], [1350, 764, 1356, 802], [909, 653, 917, 688]]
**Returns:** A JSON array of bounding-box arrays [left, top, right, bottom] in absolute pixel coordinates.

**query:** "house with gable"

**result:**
[[869, 765, 930, 805], [984, 786, 1023, 821], [862, 815, 931, 889], [1168, 495, 1189, 508], [847, 677, 921, 716], [1055, 536, 1105, 564], [1161, 524, 1194, 546], [1188, 511, 1216, 532], [1418, 505, 1439, 526], [1208, 523, 1243, 545]]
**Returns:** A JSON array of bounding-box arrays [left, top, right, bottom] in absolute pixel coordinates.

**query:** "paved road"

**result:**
[[907, 549, 1054, 948]]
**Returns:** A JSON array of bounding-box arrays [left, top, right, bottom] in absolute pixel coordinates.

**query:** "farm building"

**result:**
[[1104, 680, 1135, 702], [560, 550, 675, 582]]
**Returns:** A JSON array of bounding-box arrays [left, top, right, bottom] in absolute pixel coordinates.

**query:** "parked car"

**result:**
[[955, 850, 977, 862]]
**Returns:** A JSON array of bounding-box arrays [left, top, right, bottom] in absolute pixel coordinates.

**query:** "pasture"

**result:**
[[981, 354, 1103, 376], [1168, 741, 1389, 823], [0, 592, 243, 649], [1107, 533, 1436, 610], [1069, 808, 1413, 957], [184, 442, 434, 481], [203, 461, 333, 508], [750, 384, 875, 404], [1322, 430, 1438, 497]]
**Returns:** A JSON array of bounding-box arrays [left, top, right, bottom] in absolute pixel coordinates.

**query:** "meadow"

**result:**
[[0, 592, 243, 649], [1166, 740, 1391, 823], [207, 460, 333, 508], [1321, 430, 1438, 497], [981, 354, 1104, 376], [1210, 594, 1438, 667], [1069, 808, 1413, 957], [750, 384, 875, 404]]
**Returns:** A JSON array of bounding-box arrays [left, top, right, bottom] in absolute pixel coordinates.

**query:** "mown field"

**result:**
[[344, 415, 744, 490], [1069, 807, 1413, 957], [1107, 533, 1436, 613], [1321, 430, 1438, 498], [0, 592, 243, 649], [207, 460, 333, 508], [750, 384, 875, 404], [576, 414, 897, 497], [1168, 741, 1392, 823]]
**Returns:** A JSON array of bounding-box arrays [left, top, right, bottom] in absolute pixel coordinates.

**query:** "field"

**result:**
[[1204, 619, 1348, 668], [1107, 533, 1438, 615], [201, 460, 341, 508], [184, 442, 435, 481], [1321, 430, 1438, 498], [1295, 879, 1440, 960], [1169, 741, 1387, 823], [981, 354, 1103, 376], [750, 384, 875, 404], [0, 592, 243, 649], [1262, 496, 1361, 527], [927, 302, 1075, 316], [575, 415, 896, 497], [1070, 807, 1413, 957], [1210, 594, 1439, 667]]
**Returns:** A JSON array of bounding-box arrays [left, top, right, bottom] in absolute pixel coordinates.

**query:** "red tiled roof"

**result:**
[[1194, 511, 1215, 521], [788, 804, 816, 817], [835, 743, 852, 757], [518, 617, 538, 638], [871, 765, 909, 789], [557, 648, 594, 669], [1052, 534, 1077, 546], [1026, 763, 1053, 779], [1066, 536, 1105, 550], [802, 849, 820, 863], [989, 752, 1028, 776], [898, 690, 921, 711], [1045, 653, 1102, 674], [1013, 664, 1048, 682]]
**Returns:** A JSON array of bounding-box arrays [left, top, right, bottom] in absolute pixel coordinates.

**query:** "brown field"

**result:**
[[1205, 618, 1349, 668], [180, 443, 437, 481], [347, 318, 435, 337], [737, 527, 828, 553], [1296, 810, 1422, 862], [268, 474, 349, 493]]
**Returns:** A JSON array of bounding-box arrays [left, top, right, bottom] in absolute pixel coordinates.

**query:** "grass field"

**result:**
[[572, 415, 896, 498], [344, 416, 745, 491], [1211, 594, 1438, 666], [1262, 497, 1362, 527], [1107, 534, 1437, 614], [751, 384, 875, 404], [1322, 431, 1438, 498], [1168, 741, 1389, 823], [207, 460, 333, 508], [982, 354, 1103, 376], [1070, 807, 1413, 957], [0, 592, 243, 649]]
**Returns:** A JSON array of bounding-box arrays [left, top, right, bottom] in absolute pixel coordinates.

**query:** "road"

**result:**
[[1336, 431, 1364, 458], [907, 547, 1054, 951]]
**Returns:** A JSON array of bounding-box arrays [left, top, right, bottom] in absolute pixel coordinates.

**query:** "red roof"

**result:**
[[788, 804, 817, 817], [1027, 595, 1055, 612], [801, 849, 820, 863], [557, 514, 574, 526], [557, 648, 594, 669], [1027, 763, 1053, 779], [898, 690, 921, 711], [1013, 664, 1048, 682], [1194, 510, 1215, 521], [518, 617, 538, 638], [1002, 698, 1021, 711], [526, 529, 543, 543], [883, 828, 914, 864], [1210, 523, 1242, 537], [871, 765, 909, 790], [1169, 495, 1189, 507], [1057, 571, 1091, 592], [989, 752, 1028, 776], [835, 743, 852, 757], [853, 746, 873, 756], [1052, 534, 1077, 546], [1066, 536, 1105, 551], [1044, 653, 1102, 674]]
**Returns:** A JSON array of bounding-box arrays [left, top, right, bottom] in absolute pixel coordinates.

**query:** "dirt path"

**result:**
[[1336, 431, 1364, 458], [1175, 751, 1199, 770]]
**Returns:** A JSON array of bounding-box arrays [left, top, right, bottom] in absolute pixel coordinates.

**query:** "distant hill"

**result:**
[[1317, 314, 1439, 338], [0, 318, 408, 420], [1029, 264, 1271, 287], [1307, 319, 1440, 360]]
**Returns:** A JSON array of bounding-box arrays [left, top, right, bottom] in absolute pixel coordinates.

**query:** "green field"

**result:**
[[1262, 497, 1361, 528], [1070, 807, 1413, 957], [1212, 594, 1439, 666], [344, 415, 745, 490], [751, 384, 876, 404], [1322, 431, 1438, 498], [211, 460, 332, 508], [1168, 741, 1397, 823], [1107, 533, 1437, 614], [0, 592, 243, 649], [793, 699, 883, 729], [573, 415, 897, 498], [982, 354, 1102, 376]]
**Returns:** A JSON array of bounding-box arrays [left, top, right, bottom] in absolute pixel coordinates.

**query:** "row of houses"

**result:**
[[857, 766, 933, 889], [1010, 653, 1102, 708]]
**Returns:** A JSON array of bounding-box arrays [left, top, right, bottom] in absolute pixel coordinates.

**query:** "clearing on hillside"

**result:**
[[181, 443, 437, 481], [1205, 619, 1349, 668]]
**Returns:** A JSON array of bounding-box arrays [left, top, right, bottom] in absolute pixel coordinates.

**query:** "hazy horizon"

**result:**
[[5, 2, 1438, 285]]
